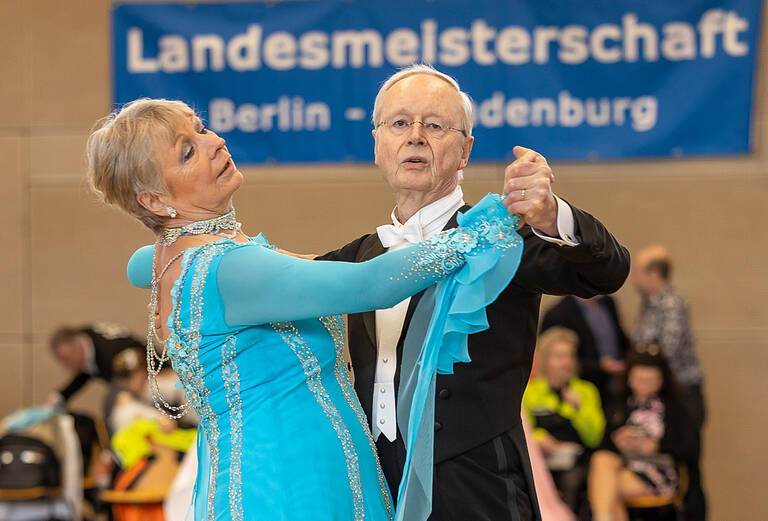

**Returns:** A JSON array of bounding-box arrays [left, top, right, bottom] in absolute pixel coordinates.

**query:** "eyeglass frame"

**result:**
[[375, 118, 467, 138]]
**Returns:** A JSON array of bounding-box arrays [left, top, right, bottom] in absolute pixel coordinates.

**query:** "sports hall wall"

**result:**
[[0, 1, 765, 518]]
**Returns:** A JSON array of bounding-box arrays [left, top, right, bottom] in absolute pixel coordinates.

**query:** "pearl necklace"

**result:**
[[146, 250, 189, 419]]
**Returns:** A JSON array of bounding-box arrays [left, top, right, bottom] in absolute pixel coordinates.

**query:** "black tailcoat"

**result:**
[[58, 326, 146, 402], [317, 201, 630, 520]]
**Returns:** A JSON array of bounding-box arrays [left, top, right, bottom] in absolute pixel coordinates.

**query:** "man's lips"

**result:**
[[402, 156, 429, 165]]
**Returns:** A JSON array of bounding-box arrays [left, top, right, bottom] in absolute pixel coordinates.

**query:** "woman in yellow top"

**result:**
[[524, 327, 606, 512]]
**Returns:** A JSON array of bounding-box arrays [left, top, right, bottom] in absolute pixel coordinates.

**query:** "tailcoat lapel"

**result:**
[[396, 205, 472, 378]]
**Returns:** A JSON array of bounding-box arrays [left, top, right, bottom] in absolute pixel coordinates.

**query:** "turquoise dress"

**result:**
[[128, 194, 523, 521]]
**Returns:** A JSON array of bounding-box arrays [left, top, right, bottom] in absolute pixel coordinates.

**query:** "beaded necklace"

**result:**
[[146, 250, 189, 418], [159, 207, 240, 246], [147, 209, 243, 418]]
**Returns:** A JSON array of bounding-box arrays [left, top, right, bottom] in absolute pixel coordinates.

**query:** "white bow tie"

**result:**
[[376, 220, 424, 248]]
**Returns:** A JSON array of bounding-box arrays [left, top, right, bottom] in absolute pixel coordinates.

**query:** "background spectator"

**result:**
[[631, 245, 706, 521], [48, 323, 146, 410], [588, 345, 696, 521], [108, 347, 178, 435], [524, 327, 605, 513], [541, 295, 629, 402]]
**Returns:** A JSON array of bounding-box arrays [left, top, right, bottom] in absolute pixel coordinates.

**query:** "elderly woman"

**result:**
[[523, 327, 605, 512], [86, 98, 522, 521]]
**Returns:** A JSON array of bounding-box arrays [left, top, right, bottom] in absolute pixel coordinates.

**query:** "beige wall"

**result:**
[[1, 1, 767, 518]]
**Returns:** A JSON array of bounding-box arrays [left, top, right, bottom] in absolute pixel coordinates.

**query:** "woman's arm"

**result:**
[[219, 194, 521, 326], [217, 230, 472, 327]]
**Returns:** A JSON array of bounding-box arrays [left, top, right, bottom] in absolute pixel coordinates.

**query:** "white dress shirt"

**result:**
[[371, 186, 579, 442]]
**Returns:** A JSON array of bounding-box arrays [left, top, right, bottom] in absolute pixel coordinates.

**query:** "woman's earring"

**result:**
[[166, 206, 177, 218]]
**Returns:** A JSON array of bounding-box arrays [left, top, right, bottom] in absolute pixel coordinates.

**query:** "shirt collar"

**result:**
[[646, 284, 673, 307], [390, 185, 465, 239], [82, 335, 98, 375]]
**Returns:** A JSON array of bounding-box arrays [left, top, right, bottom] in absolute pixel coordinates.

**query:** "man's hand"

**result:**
[[600, 356, 626, 374], [502, 146, 558, 236]]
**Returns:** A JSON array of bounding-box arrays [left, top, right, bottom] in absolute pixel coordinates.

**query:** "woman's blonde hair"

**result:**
[[86, 98, 196, 232], [534, 327, 579, 378]]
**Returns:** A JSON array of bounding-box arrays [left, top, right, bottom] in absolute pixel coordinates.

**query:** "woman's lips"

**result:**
[[218, 158, 233, 178]]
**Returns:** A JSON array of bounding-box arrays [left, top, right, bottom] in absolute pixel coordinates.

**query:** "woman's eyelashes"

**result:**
[[181, 123, 208, 163], [183, 142, 195, 162]]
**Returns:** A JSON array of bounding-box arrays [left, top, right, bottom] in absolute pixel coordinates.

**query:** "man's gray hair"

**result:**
[[371, 64, 474, 138]]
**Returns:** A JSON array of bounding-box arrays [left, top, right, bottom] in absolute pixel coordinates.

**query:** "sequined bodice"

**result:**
[[165, 241, 395, 521]]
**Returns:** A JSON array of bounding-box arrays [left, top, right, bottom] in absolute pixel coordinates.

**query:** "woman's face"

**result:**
[[545, 340, 577, 386], [628, 365, 663, 400], [118, 372, 146, 396], [155, 114, 243, 217]]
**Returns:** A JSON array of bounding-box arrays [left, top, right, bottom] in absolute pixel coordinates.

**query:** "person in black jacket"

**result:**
[[541, 295, 629, 402], [316, 64, 630, 521], [588, 346, 696, 521], [48, 323, 146, 406]]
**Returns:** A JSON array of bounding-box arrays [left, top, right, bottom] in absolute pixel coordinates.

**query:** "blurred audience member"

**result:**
[[109, 347, 176, 434], [524, 327, 605, 512], [542, 295, 629, 400], [631, 245, 706, 521], [48, 323, 145, 408], [104, 349, 196, 521], [588, 346, 696, 521], [108, 347, 198, 433]]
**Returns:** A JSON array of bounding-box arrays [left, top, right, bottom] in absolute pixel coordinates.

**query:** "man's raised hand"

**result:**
[[502, 146, 558, 236]]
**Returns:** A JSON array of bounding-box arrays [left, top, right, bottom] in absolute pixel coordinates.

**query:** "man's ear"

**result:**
[[136, 191, 170, 217], [458, 136, 474, 170], [372, 129, 380, 167]]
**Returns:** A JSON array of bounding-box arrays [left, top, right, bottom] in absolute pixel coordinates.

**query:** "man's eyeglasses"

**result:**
[[376, 118, 466, 139]]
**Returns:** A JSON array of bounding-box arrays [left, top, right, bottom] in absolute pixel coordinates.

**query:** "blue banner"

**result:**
[[112, 1, 763, 163]]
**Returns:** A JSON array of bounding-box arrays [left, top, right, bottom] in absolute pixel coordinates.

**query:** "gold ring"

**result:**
[[521, 188, 526, 200]]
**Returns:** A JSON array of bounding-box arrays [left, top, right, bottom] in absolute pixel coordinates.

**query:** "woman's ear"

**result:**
[[136, 191, 170, 218]]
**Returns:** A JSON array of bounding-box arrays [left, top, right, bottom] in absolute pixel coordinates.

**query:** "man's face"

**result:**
[[631, 259, 649, 294], [53, 341, 85, 373], [372, 74, 473, 199], [631, 258, 660, 296]]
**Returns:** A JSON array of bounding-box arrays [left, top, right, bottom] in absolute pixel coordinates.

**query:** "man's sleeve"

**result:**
[[539, 306, 558, 332], [531, 195, 580, 246], [512, 200, 630, 297], [59, 373, 91, 402], [314, 234, 371, 262], [606, 297, 631, 356]]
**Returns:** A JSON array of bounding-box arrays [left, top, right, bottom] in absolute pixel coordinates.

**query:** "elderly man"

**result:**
[[317, 64, 630, 521]]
